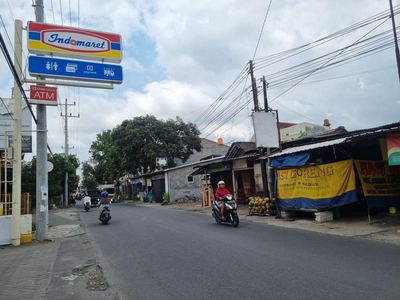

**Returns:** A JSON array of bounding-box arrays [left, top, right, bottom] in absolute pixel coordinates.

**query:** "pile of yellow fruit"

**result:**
[[248, 196, 276, 215]]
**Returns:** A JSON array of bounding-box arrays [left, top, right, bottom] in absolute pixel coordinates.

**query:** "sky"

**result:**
[[0, 0, 400, 167]]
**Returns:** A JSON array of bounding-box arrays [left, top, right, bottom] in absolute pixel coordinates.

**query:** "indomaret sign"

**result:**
[[29, 85, 58, 106], [27, 22, 122, 63]]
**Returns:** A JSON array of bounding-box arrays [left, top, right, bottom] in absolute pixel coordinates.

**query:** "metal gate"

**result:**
[[152, 179, 165, 203]]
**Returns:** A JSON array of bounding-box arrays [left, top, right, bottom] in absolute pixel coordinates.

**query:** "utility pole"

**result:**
[[60, 98, 79, 206], [389, 0, 400, 84], [260, 76, 270, 198], [34, 0, 48, 242], [249, 60, 259, 111], [262, 76, 269, 112], [250, 63, 268, 198], [11, 19, 23, 246]]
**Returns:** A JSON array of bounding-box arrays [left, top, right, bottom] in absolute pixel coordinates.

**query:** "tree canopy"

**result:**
[[22, 153, 80, 199], [81, 161, 98, 190], [89, 129, 121, 183], [89, 115, 202, 177]]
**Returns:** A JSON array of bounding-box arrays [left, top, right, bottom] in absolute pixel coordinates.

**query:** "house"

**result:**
[[279, 119, 332, 142], [190, 142, 261, 204]]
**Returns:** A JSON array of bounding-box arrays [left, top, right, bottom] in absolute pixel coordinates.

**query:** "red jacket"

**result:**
[[215, 187, 231, 201]]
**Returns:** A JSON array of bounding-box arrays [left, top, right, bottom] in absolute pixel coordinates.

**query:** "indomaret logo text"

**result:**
[[42, 30, 110, 53]]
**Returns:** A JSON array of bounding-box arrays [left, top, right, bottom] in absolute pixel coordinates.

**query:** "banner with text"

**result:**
[[276, 159, 357, 210], [386, 133, 400, 166], [354, 160, 400, 208]]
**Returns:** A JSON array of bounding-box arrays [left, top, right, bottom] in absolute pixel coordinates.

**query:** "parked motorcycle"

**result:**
[[212, 194, 239, 227], [99, 205, 111, 224]]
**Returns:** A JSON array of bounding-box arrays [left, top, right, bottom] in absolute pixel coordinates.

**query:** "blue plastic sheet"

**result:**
[[271, 152, 310, 168]]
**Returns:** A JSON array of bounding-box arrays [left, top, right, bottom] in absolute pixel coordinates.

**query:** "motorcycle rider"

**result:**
[[99, 191, 111, 219], [215, 181, 231, 220], [83, 194, 91, 208]]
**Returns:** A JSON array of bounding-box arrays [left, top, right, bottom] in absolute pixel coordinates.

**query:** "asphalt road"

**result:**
[[79, 202, 400, 300]]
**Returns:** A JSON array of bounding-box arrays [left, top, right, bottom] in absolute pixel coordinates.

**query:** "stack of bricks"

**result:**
[[315, 211, 333, 223]]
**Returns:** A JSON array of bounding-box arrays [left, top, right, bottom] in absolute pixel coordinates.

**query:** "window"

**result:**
[[187, 175, 194, 183]]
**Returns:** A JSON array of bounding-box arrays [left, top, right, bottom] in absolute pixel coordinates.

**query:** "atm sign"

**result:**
[[30, 86, 58, 106]]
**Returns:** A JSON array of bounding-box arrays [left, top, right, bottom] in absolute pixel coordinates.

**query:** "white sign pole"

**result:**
[[11, 20, 23, 246]]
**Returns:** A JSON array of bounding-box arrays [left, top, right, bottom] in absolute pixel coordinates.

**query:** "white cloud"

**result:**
[[1, 0, 400, 165]]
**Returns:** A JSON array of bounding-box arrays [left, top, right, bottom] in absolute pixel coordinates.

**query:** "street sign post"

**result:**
[[29, 85, 58, 106], [28, 56, 123, 84]]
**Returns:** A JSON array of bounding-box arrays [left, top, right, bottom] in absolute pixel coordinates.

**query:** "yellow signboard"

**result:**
[[277, 159, 356, 201], [354, 160, 400, 197]]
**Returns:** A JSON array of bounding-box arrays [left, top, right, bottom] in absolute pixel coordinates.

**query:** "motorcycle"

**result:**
[[99, 205, 111, 224], [84, 202, 90, 212], [83, 196, 91, 212], [212, 194, 239, 227]]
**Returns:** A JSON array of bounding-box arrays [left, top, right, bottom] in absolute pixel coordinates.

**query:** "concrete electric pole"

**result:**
[[389, 0, 400, 84], [34, 0, 49, 242], [11, 19, 23, 246], [60, 99, 79, 206]]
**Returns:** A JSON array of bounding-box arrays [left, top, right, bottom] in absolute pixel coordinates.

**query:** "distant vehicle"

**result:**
[[86, 189, 102, 206], [99, 184, 116, 202]]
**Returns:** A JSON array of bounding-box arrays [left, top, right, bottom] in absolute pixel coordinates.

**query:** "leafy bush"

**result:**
[[118, 194, 127, 201], [161, 192, 170, 205]]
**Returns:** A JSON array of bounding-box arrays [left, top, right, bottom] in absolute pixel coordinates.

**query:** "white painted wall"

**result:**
[[0, 214, 32, 245]]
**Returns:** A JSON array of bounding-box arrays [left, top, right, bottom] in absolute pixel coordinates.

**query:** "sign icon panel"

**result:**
[[28, 56, 123, 84]]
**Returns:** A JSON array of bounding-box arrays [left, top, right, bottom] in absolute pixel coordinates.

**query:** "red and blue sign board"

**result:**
[[27, 22, 122, 63]]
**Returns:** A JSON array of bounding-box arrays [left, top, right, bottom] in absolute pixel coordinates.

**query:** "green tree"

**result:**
[[22, 160, 36, 206], [81, 161, 98, 190], [21, 154, 80, 199], [47, 154, 80, 197], [89, 129, 121, 182], [111, 115, 202, 174]]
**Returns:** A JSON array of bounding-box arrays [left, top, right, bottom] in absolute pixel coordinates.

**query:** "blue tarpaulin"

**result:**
[[131, 179, 142, 184], [271, 152, 310, 168]]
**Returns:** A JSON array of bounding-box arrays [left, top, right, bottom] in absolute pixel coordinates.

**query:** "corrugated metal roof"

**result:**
[[262, 137, 349, 159], [167, 156, 224, 172], [223, 152, 260, 162]]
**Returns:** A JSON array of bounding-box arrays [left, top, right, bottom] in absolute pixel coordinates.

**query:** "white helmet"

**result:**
[[217, 180, 225, 186]]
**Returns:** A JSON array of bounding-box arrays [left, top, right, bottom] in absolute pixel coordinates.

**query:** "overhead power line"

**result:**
[[252, 0, 273, 60], [195, 5, 400, 138], [269, 16, 391, 104]]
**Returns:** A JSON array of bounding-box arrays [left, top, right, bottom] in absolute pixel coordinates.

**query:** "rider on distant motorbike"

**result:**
[[83, 194, 91, 208], [215, 181, 231, 220], [99, 191, 111, 219]]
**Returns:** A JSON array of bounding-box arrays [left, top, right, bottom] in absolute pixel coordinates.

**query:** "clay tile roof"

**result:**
[[318, 126, 347, 136], [201, 138, 229, 148], [278, 122, 297, 130], [224, 142, 258, 160]]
